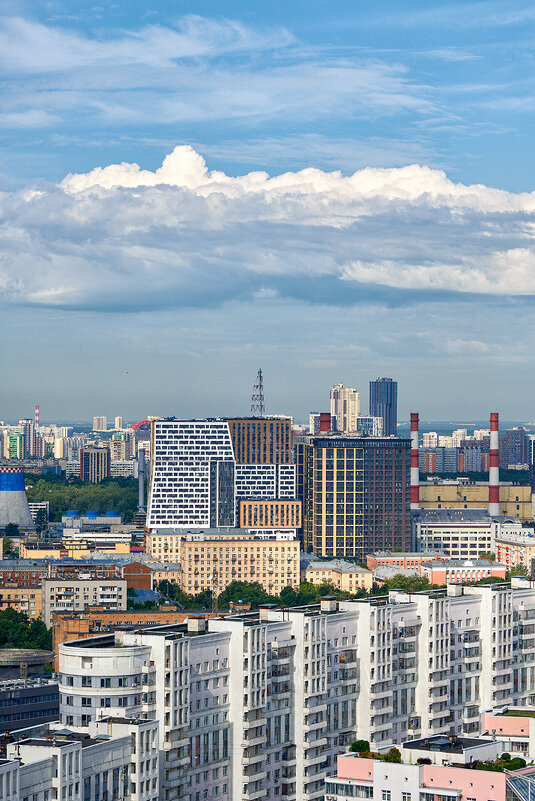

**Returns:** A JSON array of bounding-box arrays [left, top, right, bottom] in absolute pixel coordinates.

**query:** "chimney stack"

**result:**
[[489, 412, 500, 516], [410, 412, 420, 510], [138, 448, 145, 510]]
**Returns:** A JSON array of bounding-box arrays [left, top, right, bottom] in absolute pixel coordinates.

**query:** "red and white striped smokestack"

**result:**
[[410, 412, 420, 510], [489, 411, 500, 516], [34, 405, 39, 428]]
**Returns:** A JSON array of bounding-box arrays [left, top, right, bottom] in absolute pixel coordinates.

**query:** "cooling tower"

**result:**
[[0, 468, 35, 528]]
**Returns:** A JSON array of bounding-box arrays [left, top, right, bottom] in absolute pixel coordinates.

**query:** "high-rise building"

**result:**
[[80, 447, 111, 483], [92, 416, 107, 431], [146, 419, 299, 532], [147, 419, 236, 529], [57, 581, 535, 801], [500, 427, 529, 467], [296, 434, 411, 558], [369, 377, 398, 436], [225, 417, 292, 464], [114, 415, 123, 429], [330, 384, 360, 433], [422, 431, 438, 448]]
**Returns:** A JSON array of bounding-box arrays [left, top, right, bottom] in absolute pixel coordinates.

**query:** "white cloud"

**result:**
[[2, 145, 535, 311], [0, 15, 433, 129]]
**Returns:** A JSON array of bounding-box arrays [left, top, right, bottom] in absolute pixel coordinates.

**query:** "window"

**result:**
[[383, 792, 391, 801], [402, 794, 411, 801]]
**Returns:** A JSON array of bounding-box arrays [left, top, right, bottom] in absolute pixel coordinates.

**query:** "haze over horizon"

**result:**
[[2, 1, 535, 420]]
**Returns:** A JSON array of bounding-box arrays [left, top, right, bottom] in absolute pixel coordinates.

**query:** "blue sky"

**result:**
[[1, 0, 535, 423]]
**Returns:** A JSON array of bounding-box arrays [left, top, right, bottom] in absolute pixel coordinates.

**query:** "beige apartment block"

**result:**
[[495, 533, 535, 571], [0, 585, 42, 618], [42, 577, 127, 626], [302, 560, 373, 592], [145, 530, 300, 595]]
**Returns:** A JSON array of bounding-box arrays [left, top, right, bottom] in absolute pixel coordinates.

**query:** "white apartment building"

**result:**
[[110, 459, 138, 478], [146, 419, 297, 532], [58, 581, 535, 801], [422, 431, 438, 448], [330, 385, 360, 433], [42, 577, 127, 626], [413, 509, 495, 557], [235, 464, 296, 498], [93, 417, 108, 431], [147, 420, 236, 529], [0, 717, 159, 801]]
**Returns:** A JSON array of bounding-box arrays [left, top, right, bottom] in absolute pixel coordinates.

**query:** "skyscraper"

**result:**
[[296, 434, 411, 558], [92, 416, 108, 431], [329, 384, 360, 432], [369, 377, 398, 436], [80, 447, 111, 483]]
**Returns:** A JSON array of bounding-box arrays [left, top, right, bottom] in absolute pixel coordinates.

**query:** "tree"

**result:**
[[2, 537, 16, 558], [217, 581, 273, 608], [509, 565, 529, 578], [34, 508, 48, 534], [0, 608, 52, 650], [4, 523, 19, 538], [349, 740, 370, 754], [480, 552, 495, 561]]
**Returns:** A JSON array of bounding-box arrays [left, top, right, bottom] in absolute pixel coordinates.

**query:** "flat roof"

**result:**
[[403, 736, 496, 754], [414, 509, 492, 523]]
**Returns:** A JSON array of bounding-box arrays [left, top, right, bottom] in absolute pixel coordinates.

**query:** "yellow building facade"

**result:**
[[0, 585, 42, 618], [145, 531, 300, 596], [419, 483, 532, 520], [302, 561, 373, 593], [20, 539, 131, 560]]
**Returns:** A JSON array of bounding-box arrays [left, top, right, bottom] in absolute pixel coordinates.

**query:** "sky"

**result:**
[[1, 0, 535, 423]]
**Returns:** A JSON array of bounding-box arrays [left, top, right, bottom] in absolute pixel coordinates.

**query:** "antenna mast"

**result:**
[[250, 368, 265, 417]]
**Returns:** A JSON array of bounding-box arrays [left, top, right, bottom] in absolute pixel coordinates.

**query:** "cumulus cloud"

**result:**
[[2, 145, 535, 311]]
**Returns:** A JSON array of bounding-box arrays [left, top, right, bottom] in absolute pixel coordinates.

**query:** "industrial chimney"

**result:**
[[138, 448, 146, 511], [489, 412, 500, 516], [410, 412, 420, 510]]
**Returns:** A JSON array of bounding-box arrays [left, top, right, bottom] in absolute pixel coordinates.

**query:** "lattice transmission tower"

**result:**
[[250, 368, 265, 417]]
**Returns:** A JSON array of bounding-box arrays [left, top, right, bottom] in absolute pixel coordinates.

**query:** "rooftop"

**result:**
[[403, 735, 497, 754], [414, 509, 492, 523]]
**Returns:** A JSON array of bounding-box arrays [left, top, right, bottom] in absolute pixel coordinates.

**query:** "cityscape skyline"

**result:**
[[2, 2, 535, 420]]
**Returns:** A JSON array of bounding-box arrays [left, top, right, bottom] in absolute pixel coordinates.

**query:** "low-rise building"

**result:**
[[413, 508, 496, 558], [419, 559, 507, 584], [366, 551, 447, 570], [20, 539, 131, 560], [482, 706, 535, 757], [325, 738, 516, 801], [42, 577, 127, 626], [302, 559, 373, 592], [0, 678, 58, 733]]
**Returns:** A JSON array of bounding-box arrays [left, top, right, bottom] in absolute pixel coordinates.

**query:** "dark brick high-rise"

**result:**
[[296, 435, 410, 559]]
